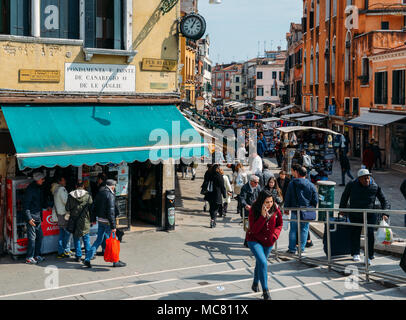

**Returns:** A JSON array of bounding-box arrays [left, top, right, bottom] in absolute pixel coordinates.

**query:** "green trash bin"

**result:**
[[317, 181, 336, 221]]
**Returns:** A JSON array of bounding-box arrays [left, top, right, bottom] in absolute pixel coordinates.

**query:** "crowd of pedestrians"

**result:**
[[198, 147, 405, 299], [24, 173, 126, 268]]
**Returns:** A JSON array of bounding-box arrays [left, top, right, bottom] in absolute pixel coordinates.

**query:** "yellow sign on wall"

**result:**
[[19, 69, 60, 83], [142, 58, 177, 72]]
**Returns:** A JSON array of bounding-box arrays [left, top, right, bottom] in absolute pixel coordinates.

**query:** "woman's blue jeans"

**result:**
[[288, 212, 310, 253], [58, 227, 71, 255], [247, 241, 273, 291]]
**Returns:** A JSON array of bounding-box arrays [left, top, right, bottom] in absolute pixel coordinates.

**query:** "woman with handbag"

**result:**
[[206, 164, 226, 228], [246, 190, 283, 300], [65, 181, 93, 263]]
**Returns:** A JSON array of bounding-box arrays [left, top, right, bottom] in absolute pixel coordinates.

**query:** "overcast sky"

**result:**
[[198, 0, 302, 64]]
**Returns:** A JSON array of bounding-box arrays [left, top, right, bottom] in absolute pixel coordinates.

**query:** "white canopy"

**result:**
[[276, 126, 339, 135]]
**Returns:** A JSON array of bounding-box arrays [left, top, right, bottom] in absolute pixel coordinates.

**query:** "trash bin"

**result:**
[[165, 190, 176, 231], [317, 181, 336, 221]]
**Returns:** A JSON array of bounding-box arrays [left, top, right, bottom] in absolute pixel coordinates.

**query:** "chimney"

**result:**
[[277, 46, 281, 51]]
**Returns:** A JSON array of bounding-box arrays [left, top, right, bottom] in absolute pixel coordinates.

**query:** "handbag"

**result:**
[[66, 197, 90, 234], [104, 232, 120, 263], [293, 181, 317, 221]]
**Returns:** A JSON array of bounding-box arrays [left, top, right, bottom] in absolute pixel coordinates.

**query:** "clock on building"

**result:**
[[179, 13, 206, 41]]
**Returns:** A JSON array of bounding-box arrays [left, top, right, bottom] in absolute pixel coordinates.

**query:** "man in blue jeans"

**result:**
[[85, 179, 126, 268], [24, 172, 50, 264], [284, 164, 318, 254]]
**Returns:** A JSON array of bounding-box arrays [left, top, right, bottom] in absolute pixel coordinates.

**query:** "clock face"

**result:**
[[183, 17, 203, 36], [180, 14, 206, 40]]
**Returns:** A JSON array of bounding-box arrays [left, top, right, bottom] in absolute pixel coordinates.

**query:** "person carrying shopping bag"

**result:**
[[245, 190, 283, 300]]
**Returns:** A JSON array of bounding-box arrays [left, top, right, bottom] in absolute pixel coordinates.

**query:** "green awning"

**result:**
[[2, 105, 208, 170]]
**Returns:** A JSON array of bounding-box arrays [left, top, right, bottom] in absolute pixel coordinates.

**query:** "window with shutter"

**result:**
[[10, 0, 30, 36], [41, 0, 79, 39]]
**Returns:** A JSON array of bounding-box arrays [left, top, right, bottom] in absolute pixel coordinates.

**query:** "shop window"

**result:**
[[374, 71, 388, 104], [85, 0, 123, 49], [41, 0, 79, 39], [392, 70, 405, 105], [0, 0, 30, 36]]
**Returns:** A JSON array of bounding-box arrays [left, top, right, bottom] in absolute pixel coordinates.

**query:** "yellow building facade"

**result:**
[[0, 0, 206, 251]]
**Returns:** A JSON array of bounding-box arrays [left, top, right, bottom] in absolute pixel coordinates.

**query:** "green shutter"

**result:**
[[85, 0, 96, 48], [114, 0, 122, 49], [68, 0, 79, 39], [10, 0, 29, 36]]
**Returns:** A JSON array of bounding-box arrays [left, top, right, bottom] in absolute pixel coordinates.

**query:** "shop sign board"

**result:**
[[65, 63, 136, 93], [19, 69, 60, 83], [142, 58, 177, 72], [41, 210, 60, 237]]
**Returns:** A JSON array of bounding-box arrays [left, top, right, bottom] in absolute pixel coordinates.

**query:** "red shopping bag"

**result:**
[[104, 232, 120, 263]]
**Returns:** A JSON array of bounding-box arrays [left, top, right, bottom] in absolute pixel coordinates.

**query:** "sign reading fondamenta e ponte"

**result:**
[[65, 63, 136, 93]]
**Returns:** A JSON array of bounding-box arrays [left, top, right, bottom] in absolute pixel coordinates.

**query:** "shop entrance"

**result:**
[[130, 161, 163, 227]]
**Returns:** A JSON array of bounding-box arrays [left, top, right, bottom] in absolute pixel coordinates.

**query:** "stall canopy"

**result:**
[[274, 105, 295, 113], [2, 105, 208, 170], [261, 117, 281, 122], [296, 115, 327, 122], [281, 113, 309, 119], [347, 111, 406, 127], [276, 126, 339, 135]]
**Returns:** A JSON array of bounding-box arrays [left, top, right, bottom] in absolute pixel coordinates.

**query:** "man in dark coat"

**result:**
[[206, 164, 226, 228], [339, 150, 354, 186], [24, 172, 49, 264], [339, 169, 390, 264], [277, 170, 291, 200], [85, 179, 126, 268], [400, 179, 406, 226], [240, 175, 261, 220]]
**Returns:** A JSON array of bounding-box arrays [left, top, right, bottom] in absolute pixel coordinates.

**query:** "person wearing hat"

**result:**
[[23, 172, 49, 264], [339, 168, 390, 265], [85, 179, 126, 268]]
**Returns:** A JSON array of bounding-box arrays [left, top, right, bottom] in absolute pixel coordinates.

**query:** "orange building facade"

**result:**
[[302, 0, 406, 165]]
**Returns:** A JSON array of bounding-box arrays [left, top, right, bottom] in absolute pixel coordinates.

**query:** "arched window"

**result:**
[[345, 31, 351, 81], [325, 39, 329, 83], [333, 0, 337, 16], [315, 44, 319, 84], [326, 0, 330, 20], [332, 36, 336, 83], [316, 0, 320, 27], [310, 0, 314, 29]]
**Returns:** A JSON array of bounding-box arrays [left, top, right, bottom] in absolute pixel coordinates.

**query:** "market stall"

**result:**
[[276, 126, 340, 182]]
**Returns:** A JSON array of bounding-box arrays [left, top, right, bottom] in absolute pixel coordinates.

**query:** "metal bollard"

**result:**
[[363, 211, 370, 282]]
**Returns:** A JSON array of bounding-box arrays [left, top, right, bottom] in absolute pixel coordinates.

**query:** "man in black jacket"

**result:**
[[85, 179, 126, 268], [24, 172, 49, 264], [240, 175, 261, 221], [206, 164, 226, 228], [339, 169, 390, 265], [401, 179, 406, 226]]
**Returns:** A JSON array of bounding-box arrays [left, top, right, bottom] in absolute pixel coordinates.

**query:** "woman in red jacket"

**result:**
[[246, 190, 283, 300]]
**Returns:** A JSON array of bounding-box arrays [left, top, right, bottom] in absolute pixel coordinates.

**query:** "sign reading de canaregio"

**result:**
[[65, 63, 136, 93]]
